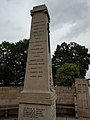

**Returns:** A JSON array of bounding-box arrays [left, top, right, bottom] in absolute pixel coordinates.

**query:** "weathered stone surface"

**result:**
[[0, 87, 22, 106], [55, 86, 75, 105], [75, 79, 90, 118], [18, 4, 56, 120], [23, 4, 52, 92], [0, 80, 90, 119]]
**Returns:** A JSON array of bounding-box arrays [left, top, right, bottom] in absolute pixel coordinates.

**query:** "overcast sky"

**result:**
[[0, 0, 90, 78]]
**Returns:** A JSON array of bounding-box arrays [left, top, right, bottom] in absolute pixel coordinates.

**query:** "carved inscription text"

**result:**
[[23, 107, 46, 118]]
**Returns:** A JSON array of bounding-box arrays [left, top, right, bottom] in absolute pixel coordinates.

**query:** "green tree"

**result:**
[[0, 39, 29, 86], [0, 41, 15, 85], [52, 42, 90, 82], [13, 39, 29, 85], [55, 63, 80, 86]]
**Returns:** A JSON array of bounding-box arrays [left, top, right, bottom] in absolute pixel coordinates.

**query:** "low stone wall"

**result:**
[[0, 86, 75, 107], [0, 83, 90, 118], [55, 86, 75, 105], [0, 87, 23, 118], [0, 86, 75, 117], [0, 87, 23, 107], [55, 86, 75, 116]]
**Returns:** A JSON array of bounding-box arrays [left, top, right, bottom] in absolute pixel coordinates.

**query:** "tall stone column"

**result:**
[[18, 4, 57, 120]]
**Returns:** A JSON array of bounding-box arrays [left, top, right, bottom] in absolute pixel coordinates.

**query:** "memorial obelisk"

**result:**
[[18, 4, 57, 120]]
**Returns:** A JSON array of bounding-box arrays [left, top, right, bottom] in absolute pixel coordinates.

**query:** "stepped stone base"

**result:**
[[18, 91, 57, 120]]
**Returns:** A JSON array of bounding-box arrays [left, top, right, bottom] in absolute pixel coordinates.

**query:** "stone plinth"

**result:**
[[18, 4, 56, 120]]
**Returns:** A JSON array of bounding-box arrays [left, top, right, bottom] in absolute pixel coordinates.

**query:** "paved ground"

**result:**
[[57, 117, 90, 120], [57, 117, 77, 120], [1, 117, 90, 120], [1, 116, 90, 120]]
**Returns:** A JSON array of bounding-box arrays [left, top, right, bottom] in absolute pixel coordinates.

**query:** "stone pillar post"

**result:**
[[75, 79, 89, 117]]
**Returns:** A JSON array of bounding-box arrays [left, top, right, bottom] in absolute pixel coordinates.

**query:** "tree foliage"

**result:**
[[0, 40, 90, 86], [0, 39, 29, 86], [52, 42, 90, 83], [55, 63, 80, 86]]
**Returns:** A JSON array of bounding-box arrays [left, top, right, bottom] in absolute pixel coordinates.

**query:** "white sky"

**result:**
[[0, 0, 90, 78]]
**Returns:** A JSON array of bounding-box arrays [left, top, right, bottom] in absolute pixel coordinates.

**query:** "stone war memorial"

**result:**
[[1, 4, 90, 120], [18, 4, 57, 120]]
